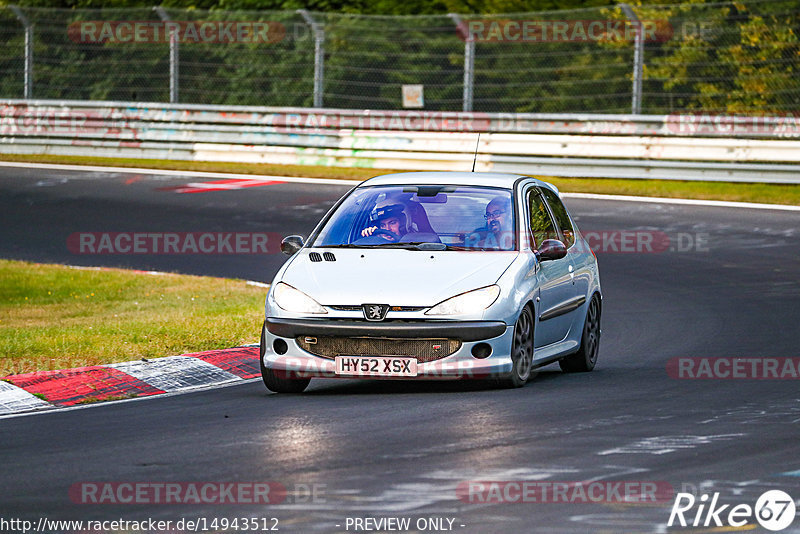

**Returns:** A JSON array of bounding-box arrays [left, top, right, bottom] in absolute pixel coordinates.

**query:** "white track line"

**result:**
[[562, 192, 800, 212], [1, 160, 798, 211], [0, 161, 358, 186]]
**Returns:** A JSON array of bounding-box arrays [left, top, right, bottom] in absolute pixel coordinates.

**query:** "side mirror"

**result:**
[[280, 235, 305, 256], [537, 239, 567, 261]]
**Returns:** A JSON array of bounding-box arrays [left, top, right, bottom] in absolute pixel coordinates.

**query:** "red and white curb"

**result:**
[[0, 346, 260, 416]]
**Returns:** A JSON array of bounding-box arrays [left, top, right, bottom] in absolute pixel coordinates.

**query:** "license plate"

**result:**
[[334, 356, 418, 377]]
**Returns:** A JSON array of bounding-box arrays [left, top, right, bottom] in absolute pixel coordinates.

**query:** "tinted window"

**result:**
[[528, 189, 559, 248], [540, 188, 575, 247]]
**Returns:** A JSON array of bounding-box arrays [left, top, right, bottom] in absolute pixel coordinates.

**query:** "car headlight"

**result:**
[[272, 282, 327, 314], [425, 285, 501, 316]]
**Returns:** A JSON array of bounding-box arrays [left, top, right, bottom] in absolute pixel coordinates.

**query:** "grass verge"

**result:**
[[1, 153, 799, 206], [0, 259, 266, 377], [0, 153, 376, 181]]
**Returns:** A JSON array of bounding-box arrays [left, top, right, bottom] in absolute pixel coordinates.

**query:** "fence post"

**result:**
[[154, 6, 179, 103], [9, 5, 33, 99], [620, 3, 643, 115], [297, 10, 324, 108], [448, 13, 474, 112]]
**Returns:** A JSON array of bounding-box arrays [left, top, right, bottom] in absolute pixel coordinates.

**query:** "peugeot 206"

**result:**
[[260, 172, 601, 393]]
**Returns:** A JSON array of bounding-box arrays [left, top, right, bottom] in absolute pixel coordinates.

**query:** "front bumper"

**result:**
[[263, 318, 514, 380], [266, 318, 506, 341]]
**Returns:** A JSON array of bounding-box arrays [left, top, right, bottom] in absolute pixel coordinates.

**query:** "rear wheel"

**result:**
[[559, 295, 601, 373], [498, 306, 534, 388], [260, 321, 310, 394]]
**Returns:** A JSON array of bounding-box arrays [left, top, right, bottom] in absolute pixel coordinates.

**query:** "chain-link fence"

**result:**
[[0, 0, 798, 114]]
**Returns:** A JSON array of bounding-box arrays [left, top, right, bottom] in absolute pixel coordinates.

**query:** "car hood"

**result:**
[[280, 248, 519, 307]]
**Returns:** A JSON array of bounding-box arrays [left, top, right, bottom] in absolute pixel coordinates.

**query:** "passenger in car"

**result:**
[[466, 196, 514, 250]]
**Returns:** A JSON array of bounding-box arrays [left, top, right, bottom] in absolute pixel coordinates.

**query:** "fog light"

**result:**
[[273, 338, 288, 355], [471, 343, 492, 359]]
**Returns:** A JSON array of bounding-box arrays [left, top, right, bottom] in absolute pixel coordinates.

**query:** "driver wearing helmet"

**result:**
[[361, 200, 408, 241]]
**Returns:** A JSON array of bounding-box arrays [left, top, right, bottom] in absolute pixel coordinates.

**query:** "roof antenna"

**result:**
[[471, 133, 481, 172]]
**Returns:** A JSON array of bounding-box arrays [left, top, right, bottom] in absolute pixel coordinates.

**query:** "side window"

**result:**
[[528, 188, 559, 249], [540, 188, 575, 248]]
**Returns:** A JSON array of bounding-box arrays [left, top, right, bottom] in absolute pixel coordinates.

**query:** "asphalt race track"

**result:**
[[1, 165, 799, 533]]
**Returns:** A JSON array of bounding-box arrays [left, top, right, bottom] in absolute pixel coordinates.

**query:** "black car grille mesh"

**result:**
[[296, 336, 460, 363], [328, 305, 425, 312]]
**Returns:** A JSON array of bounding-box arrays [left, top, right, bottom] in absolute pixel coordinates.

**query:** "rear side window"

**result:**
[[528, 189, 559, 249], [540, 187, 575, 248]]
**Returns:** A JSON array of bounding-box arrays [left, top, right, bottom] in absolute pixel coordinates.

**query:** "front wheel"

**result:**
[[559, 295, 601, 373], [260, 321, 310, 394], [497, 306, 534, 388]]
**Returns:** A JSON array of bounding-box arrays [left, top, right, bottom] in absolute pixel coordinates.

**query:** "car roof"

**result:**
[[360, 171, 554, 190]]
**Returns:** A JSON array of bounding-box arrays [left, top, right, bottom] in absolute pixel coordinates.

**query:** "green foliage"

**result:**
[[641, 0, 800, 112], [0, 0, 796, 113]]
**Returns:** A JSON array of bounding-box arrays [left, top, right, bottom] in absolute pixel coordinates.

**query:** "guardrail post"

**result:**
[[154, 6, 179, 103], [9, 5, 33, 99], [620, 3, 643, 115], [448, 13, 474, 112], [297, 10, 325, 108]]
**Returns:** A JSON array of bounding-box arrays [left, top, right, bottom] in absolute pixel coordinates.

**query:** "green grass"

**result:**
[[2, 153, 798, 206], [0, 260, 266, 377], [0, 153, 380, 181]]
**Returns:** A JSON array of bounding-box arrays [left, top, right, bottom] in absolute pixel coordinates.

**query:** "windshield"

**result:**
[[311, 185, 516, 251]]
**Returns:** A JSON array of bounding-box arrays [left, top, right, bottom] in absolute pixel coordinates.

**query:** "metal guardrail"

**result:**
[[1, 100, 800, 183]]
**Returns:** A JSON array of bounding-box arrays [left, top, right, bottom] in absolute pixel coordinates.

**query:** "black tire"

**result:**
[[497, 306, 534, 388], [559, 295, 601, 373], [259, 321, 310, 394]]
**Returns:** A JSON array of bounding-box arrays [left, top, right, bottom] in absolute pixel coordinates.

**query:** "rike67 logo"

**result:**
[[668, 490, 796, 531]]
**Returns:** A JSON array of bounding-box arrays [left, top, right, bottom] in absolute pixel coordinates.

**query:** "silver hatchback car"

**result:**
[[260, 172, 601, 393]]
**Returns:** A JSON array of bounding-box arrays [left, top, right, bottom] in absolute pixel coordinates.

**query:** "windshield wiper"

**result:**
[[364, 242, 448, 251], [327, 243, 480, 251]]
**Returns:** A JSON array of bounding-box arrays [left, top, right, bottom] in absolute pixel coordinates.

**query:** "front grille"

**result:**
[[296, 336, 461, 363], [328, 305, 425, 312]]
